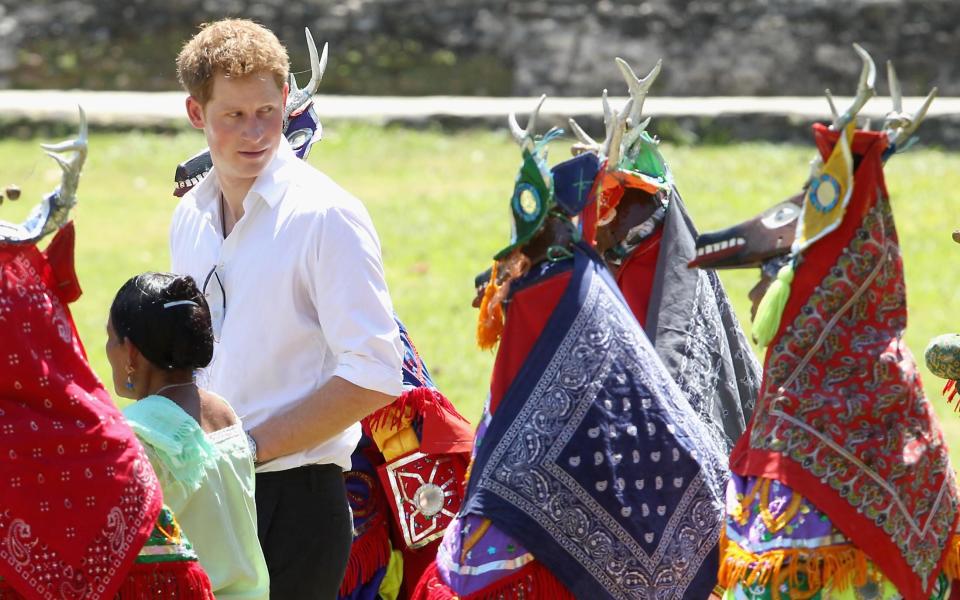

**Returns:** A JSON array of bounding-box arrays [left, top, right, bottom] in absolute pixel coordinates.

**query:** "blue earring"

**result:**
[[125, 367, 135, 390]]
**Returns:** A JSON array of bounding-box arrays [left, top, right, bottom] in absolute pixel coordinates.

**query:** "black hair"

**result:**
[[110, 272, 214, 371]]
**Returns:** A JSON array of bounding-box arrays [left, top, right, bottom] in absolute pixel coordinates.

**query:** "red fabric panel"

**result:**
[[0, 242, 162, 600], [42, 222, 82, 305], [731, 125, 958, 600], [411, 559, 576, 600], [614, 230, 663, 329], [488, 271, 572, 416]]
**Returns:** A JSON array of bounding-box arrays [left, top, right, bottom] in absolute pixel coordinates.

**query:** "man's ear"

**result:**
[[282, 82, 289, 114], [186, 96, 205, 130]]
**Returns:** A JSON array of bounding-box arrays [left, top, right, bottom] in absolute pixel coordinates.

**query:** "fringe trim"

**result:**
[[943, 380, 960, 411], [410, 559, 575, 600], [719, 535, 870, 600], [410, 561, 455, 600], [0, 561, 213, 600], [942, 533, 960, 580], [476, 252, 531, 351], [477, 260, 505, 350], [339, 517, 392, 597], [115, 559, 214, 599], [365, 386, 459, 433]]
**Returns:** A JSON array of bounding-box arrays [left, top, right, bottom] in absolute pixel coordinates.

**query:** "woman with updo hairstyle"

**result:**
[[106, 272, 269, 600]]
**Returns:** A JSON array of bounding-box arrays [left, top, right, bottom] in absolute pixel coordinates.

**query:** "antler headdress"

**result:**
[[753, 44, 883, 347], [0, 107, 87, 245], [494, 95, 564, 260]]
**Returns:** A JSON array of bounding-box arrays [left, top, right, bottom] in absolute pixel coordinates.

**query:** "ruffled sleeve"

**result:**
[[123, 395, 220, 494]]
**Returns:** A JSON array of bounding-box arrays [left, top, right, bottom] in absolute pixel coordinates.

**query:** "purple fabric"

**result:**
[[436, 513, 535, 596], [432, 410, 535, 596], [726, 473, 847, 551], [340, 567, 387, 600]]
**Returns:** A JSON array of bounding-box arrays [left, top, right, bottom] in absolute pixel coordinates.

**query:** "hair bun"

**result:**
[[110, 272, 214, 372], [164, 274, 201, 301]]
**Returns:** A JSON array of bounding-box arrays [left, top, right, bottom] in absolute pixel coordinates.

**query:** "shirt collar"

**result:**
[[248, 137, 297, 210], [191, 137, 298, 213]]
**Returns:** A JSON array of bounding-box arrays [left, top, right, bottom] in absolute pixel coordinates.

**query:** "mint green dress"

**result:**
[[124, 395, 270, 600]]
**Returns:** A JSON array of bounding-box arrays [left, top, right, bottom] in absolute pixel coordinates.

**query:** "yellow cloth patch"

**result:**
[[794, 122, 855, 253], [368, 402, 421, 462], [377, 549, 404, 600], [375, 427, 421, 462]]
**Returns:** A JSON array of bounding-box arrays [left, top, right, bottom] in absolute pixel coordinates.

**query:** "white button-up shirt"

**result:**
[[169, 138, 404, 472]]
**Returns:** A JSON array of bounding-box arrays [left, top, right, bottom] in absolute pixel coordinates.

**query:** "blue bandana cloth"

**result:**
[[464, 245, 728, 600], [397, 316, 437, 390]]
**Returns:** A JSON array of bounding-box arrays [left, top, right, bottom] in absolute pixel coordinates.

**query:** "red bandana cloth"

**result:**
[[0, 224, 162, 600], [730, 125, 960, 600]]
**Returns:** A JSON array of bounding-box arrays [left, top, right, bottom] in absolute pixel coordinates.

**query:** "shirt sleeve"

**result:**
[[138, 441, 190, 514], [305, 201, 404, 398]]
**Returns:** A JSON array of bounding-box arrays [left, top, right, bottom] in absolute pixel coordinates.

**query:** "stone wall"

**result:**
[[518, 0, 957, 97], [1, 0, 956, 97]]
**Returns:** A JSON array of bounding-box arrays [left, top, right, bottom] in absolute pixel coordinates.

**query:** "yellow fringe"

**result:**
[[476, 260, 504, 350], [943, 533, 960, 581], [718, 536, 869, 600], [475, 252, 532, 351]]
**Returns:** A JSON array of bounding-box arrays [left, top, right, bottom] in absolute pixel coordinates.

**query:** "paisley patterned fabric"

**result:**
[[729, 125, 960, 600], [0, 507, 215, 600], [412, 405, 574, 600], [0, 225, 163, 600], [465, 245, 728, 600]]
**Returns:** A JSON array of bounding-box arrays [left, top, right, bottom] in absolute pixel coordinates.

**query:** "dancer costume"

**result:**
[[0, 112, 212, 599], [414, 101, 728, 600]]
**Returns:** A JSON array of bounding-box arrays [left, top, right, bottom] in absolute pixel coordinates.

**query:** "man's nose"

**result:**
[[243, 116, 264, 140]]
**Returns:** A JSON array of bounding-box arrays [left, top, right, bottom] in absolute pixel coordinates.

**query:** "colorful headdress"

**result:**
[[568, 58, 671, 231], [173, 28, 328, 197], [566, 58, 762, 453], [495, 96, 561, 260], [689, 54, 936, 280], [282, 29, 328, 154], [477, 98, 600, 349], [493, 96, 601, 261], [749, 45, 939, 347]]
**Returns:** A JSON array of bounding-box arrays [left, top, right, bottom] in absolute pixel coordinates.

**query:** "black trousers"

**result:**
[[256, 464, 353, 599]]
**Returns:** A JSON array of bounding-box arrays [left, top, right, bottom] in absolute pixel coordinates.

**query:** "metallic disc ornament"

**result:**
[[413, 482, 445, 517], [378, 451, 467, 549]]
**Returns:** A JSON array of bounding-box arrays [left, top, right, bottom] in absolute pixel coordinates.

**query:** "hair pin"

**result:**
[[163, 300, 199, 309]]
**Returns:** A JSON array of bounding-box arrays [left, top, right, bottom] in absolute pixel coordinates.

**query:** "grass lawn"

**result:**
[[4, 123, 960, 461]]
